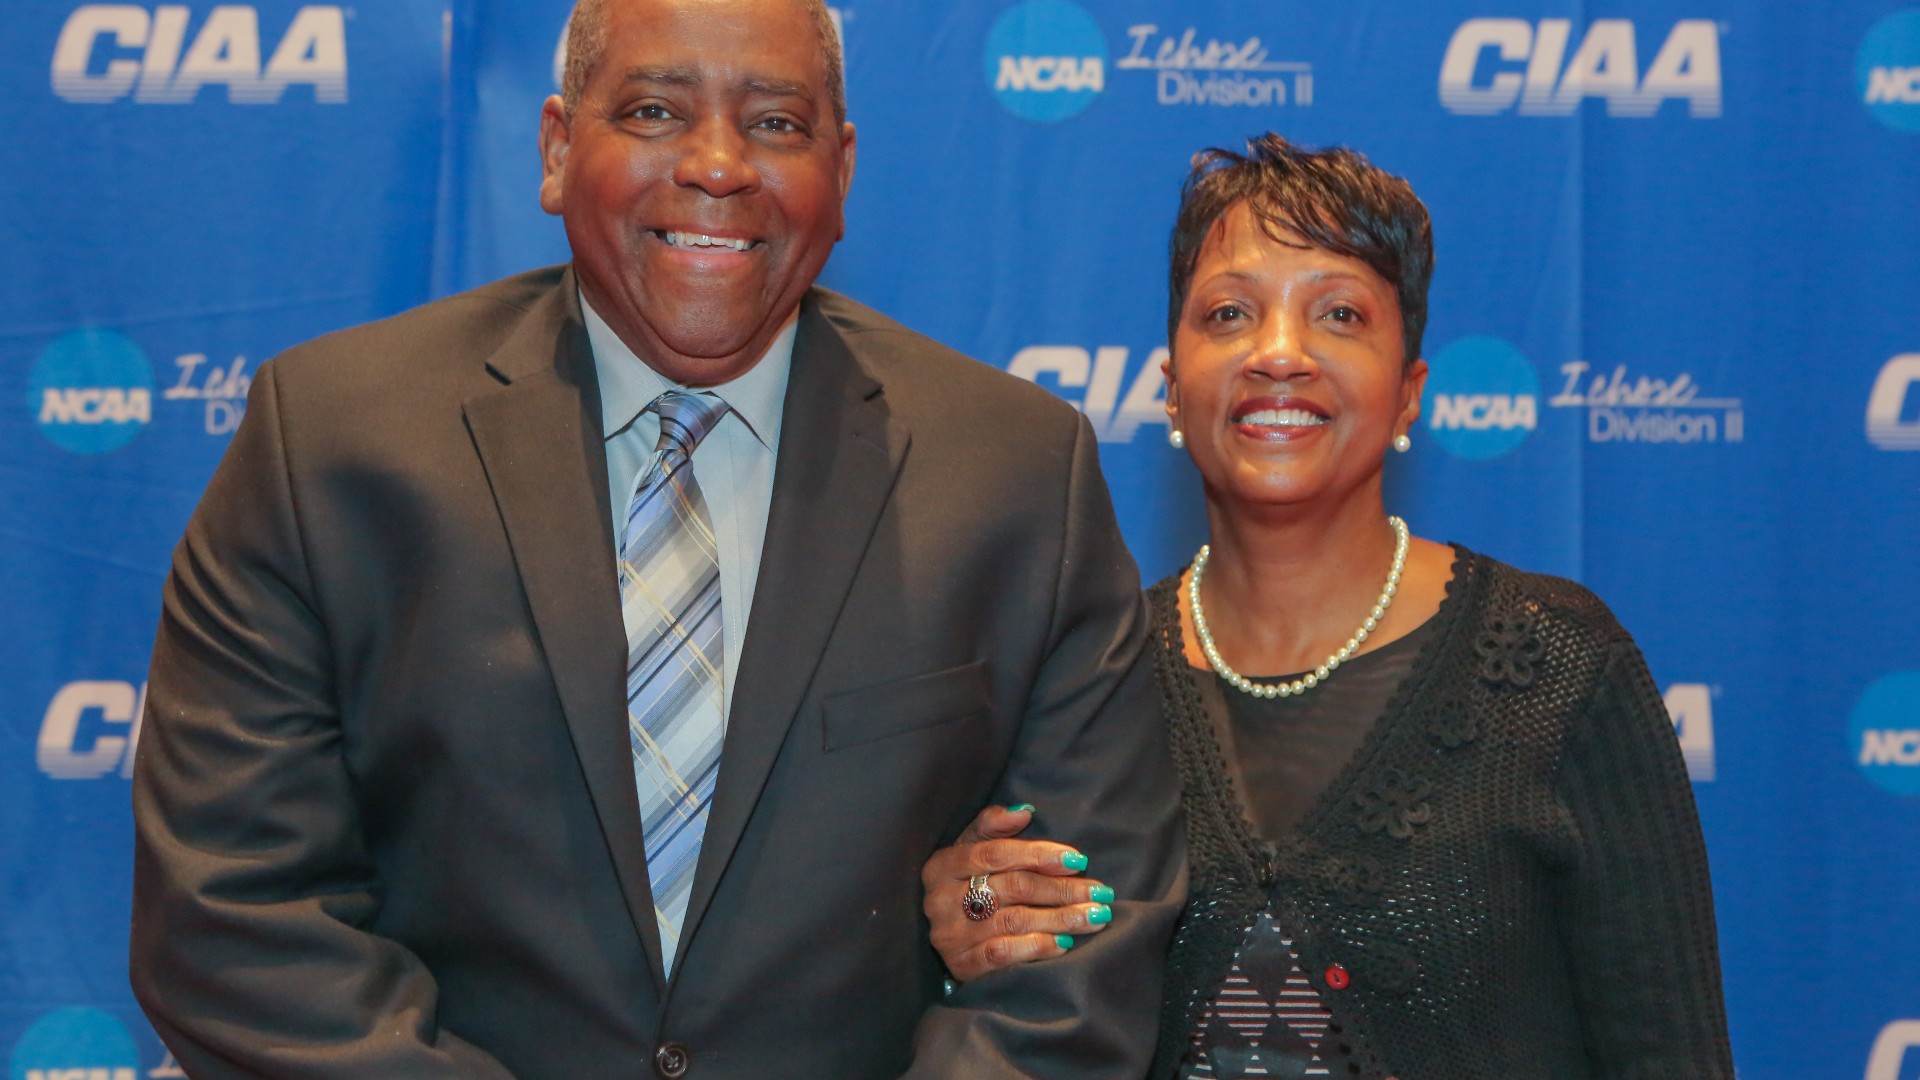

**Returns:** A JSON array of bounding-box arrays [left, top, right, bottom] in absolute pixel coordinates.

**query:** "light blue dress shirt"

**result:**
[[582, 292, 794, 724]]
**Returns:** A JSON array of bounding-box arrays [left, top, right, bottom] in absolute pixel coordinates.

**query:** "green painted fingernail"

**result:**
[[1087, 903, 1113, 925], [1006, 804, 1036, 814], [1089, 884, 1115, 904], [1061, 851, 1089, 872], [1055, 934, 1076, 950]]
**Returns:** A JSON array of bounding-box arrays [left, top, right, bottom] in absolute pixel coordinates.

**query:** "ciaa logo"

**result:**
[[8, 1007, 141, 1080], [1868, 1020, 1920, 1080], [1860, 9, 1920, 132], [31, 329, 154, 455], [38, 681, 146, 781], [1853, 672, 1920, 797], [1867, 354, 1920, 449], [1440, 19, 1722, 117], [51, 5, 347, 104], [1008, 344, 1168, 442]]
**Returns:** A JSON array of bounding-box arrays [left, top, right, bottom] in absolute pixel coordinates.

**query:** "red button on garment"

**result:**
[[1324, 964, 1351, 990]]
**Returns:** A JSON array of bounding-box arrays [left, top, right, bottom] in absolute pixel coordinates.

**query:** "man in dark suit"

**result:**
[[128, 0, 1184, 1076]]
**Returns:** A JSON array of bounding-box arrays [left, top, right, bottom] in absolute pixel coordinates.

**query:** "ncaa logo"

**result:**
[[8, 1006, 140, 1080], [1868, 1020, 1920, 1080], [986, 0, 1106, 122], [1420, 335, 1540, 460], [30, 329, 154, 455], [1852, 672, 1920, 797], [1860, 9, 1920, 132], [1867, 354, 1920, 449]]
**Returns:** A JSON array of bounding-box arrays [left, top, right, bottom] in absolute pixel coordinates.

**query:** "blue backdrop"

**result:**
[[4, 2, 1918, 1076]]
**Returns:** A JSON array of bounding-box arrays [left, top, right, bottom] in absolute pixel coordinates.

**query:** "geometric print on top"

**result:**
[[1182, 911, 1336, 1079]]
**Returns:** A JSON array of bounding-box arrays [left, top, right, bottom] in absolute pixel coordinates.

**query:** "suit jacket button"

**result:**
[[654, 1042, 691, 1078]]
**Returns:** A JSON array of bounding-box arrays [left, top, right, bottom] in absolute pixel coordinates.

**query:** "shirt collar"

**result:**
[[580, 288, 795, 451]]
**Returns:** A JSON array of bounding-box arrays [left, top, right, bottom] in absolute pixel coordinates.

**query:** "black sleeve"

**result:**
[[130, 362, 515, 1079], [1554, 636, 1736, 1078], [905, 415, 1188, 1080]]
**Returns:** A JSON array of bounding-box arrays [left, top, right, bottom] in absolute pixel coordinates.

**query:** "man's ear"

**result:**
[[539, 94, 571, 216], [838, 122, 858, 195], [834, 121, 857, 240]]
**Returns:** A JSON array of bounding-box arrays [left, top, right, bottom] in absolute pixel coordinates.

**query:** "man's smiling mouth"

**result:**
[[654, 230, 758, 252]]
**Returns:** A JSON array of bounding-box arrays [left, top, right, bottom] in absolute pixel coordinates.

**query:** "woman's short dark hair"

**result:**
[[1168, 134, 1434, 366]]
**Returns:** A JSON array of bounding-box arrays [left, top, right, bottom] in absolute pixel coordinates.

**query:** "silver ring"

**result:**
[[962, 874, 997, 921]]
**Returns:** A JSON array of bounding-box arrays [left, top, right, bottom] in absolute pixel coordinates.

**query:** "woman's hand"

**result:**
[[921, 804, 1117, 982]]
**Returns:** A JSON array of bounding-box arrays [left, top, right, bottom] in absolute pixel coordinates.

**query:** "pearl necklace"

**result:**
[[1189, 516, 1411, 699]]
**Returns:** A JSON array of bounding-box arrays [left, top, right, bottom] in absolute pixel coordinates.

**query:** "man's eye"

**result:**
[[633, 103, 672, 121], [757, 115, 802, 133]]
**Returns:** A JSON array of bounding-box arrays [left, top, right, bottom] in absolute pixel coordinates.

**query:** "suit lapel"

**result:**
[[462, 271, 669, 993], [674, 292, 911, 959]]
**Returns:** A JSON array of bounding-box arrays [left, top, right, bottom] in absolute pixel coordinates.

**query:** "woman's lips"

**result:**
[[1231, 398, 1331, 440]]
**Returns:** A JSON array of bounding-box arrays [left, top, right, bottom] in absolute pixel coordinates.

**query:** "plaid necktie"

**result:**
[[620, 389, 729, 975]]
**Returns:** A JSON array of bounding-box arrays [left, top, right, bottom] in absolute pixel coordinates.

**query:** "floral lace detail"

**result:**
[[1475, 607, 1544, 687], [1320, 852, 1386, 902], [1429, 707, 1479, 749], [1354, 769, 1433, 839], [1351, 939, 1421, 995]]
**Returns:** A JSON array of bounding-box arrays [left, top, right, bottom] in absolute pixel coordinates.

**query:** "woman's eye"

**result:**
[[1324, 304, 1363, 324], [1207, 304, 1247, 323]]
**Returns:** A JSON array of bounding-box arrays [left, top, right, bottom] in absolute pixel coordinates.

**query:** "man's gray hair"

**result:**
[[560, 0, 846, 128]]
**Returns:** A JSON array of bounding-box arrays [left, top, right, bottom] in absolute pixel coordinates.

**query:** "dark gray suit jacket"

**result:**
[[130, 266, 1186, 1079]]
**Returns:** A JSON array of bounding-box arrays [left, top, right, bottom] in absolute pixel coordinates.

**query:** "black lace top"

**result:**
[[1178, 622, 1433, 1079], [1150, 549, 1735, 1079], [1207, 619, 1435, 840]]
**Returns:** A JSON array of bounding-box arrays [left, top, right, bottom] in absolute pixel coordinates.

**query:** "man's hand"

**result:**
[[921, 805, 1117, 982]]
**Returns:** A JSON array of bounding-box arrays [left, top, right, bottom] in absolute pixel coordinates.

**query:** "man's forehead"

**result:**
[[615, 65, 817, 102], [606, 0, 817, 44], [599, 0, 827, 84]]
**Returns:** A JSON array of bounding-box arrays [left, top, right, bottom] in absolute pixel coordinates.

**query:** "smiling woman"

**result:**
[[1166, 198, 1425, 519], [921, 134, 1735, 1079]]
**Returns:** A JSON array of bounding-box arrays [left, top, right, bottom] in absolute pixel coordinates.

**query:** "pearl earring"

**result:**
[[1169, 429, 1186, 449], [1393, 433, 1412, 453]]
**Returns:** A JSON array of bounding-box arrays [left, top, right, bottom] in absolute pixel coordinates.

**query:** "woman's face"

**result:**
[[1167, 201, 1427, 514]]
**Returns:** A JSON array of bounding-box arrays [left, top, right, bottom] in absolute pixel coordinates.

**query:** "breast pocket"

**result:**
[[820, 660, 991, 752]]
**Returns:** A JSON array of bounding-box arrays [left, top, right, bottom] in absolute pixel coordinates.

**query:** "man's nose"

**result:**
[[673, 117, 761, 198]]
